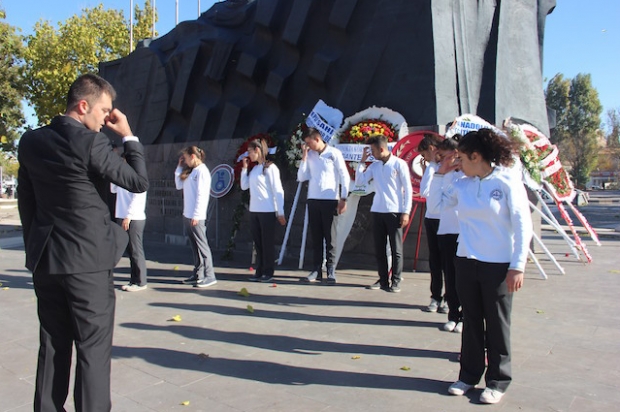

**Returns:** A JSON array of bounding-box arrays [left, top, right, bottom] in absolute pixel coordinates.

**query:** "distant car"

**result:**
[[573, 189, 589, 206], [590, 185, 602, 190], [540, 191, 555, 205]]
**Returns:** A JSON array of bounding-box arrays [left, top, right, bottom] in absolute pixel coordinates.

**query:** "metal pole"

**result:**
[[152, 0, 156, 38], [198, 0, 201, 17], [176, 0, 179, 25], [129, 0, 134, 52]]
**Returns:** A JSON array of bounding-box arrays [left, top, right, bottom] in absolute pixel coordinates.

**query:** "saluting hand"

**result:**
[[360, 146, 370, 163], [105, 108, 133, 137]]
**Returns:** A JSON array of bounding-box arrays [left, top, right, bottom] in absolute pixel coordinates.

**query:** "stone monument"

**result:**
[[99, 0, 556, 268]]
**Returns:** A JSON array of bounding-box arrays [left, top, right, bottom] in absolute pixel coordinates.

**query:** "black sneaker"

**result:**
[[259, 275, 274, 283], [326, 267, 336, 285], [366, 280, 381, 290], [249, 275, 262, 282], [182, 276, 198, 284]]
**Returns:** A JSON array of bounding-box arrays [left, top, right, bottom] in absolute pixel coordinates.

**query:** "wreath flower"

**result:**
[[336, 118, 398, 178], [339, 118, 397, 144], [504, 118, 574, 201], [285, 117, 308, 169]]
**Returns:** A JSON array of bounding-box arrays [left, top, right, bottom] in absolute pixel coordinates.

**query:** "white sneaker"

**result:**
[[448, 380, 474, 396], [121, 283, 133, 291], [195, 279, 217, 288], [479, 387, 504, 404], [425, 298, 440, 312], [438, 300, 449, 314], [443, 321, 457, 332], [124, 284, 147, 292], [453, 322, 463, 334]]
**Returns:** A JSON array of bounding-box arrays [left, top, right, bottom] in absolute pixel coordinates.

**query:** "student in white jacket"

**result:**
[[110, 177, 148, 292], [240, 139, 286, 282], [175, 146, 217, 288], [418, 134, 447, 313], [434, 136, 464, 333], [297, 127, 350, 284], [428, 129, 532, 404], [355, 135, 412, 293]]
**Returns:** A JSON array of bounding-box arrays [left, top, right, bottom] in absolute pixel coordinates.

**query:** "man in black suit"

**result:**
[[17, 74, 149, 412]]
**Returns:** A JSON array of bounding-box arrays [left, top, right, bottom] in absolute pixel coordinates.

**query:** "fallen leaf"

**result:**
[[197, 353, 210, 359], [173, 266, 179, 271], [237, 287, 250, 297], [180, 400, 190, 406], [246, 304, 254, 314], [609, 270, 620, 274], [169, 315, 182, 322], [400, 366, 411, 371], [2, 287, 8, 290], [351, 355, 361, 360], [270, 283, 277, 288], [536, 310, 544, 314]]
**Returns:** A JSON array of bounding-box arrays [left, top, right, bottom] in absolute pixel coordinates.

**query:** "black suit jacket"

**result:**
[[17, 115, 149, 274]]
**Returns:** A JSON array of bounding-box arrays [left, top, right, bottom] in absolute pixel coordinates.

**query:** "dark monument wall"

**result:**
[[100, 0, 555, 270]]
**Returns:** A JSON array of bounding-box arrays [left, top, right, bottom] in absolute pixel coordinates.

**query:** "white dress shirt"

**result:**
[[175, 163, 211, 220], [420, 161, 441, 219], [110, 183, 147, 220], [240, 163, 285, 215], [355, 154, 413, 214], [427, 166, 533, 271], [297, 146, 350, 200]]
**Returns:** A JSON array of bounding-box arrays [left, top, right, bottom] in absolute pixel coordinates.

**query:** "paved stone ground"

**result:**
[[1, 196, 619, 411]]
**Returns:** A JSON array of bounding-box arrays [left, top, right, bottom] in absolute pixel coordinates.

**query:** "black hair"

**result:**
[[438, 133, 462, 151], [301, 126, 322, 141], [417, 133, 442, 152], [458, 129, 517, 167], [365, 135, 388, 149], [66, 73, 117, 111]]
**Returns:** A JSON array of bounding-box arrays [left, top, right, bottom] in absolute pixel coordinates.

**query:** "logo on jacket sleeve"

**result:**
[[490, 189, 503, 201]]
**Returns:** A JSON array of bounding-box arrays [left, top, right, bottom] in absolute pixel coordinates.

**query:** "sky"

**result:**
[[1, 0, 619, 130]]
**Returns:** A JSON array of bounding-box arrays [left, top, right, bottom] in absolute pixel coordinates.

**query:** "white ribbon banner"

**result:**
[[336, 143, 396, 162], [306, 110, 337, 143]]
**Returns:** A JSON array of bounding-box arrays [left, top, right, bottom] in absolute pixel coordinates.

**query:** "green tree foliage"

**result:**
[[545, 73, 602, 187], [545, 74, 570, 144], [0, 152, 18, 179], [0, 8, 26, 151], [22, 1, 158, 125], [606, 108, 620, 149]]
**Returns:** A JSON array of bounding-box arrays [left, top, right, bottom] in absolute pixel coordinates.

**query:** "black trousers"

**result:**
[[372, 212, 403, 288], [455, 257, 513, 392], [438, 233, 462, 322], [33, 269, 115, 412], [250, 212, 277, 277], [307, 199, 338, 272], [424, 218, 443, 301], [116, 218, 147, 286]]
